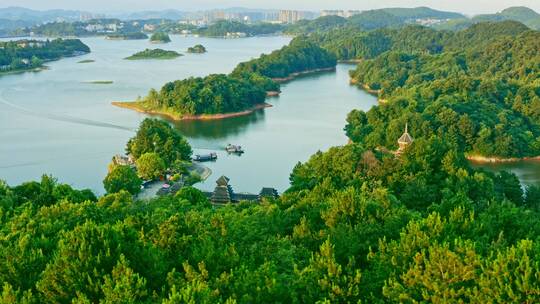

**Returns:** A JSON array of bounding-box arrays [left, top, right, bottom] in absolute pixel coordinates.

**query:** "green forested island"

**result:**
[[115, 74, 269, 119], [187, 44, 207, 53], [0, 38, 90, 74], [195, 20, 285, 37], [150, 32, 172, 43], [125, 48, 183, 60], [106, 32, 149, 40], [115, 36, 335, 118]]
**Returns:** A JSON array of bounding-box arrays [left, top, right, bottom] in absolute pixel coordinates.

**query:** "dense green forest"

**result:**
[[24, 19, 143, 37], [26, 21, 86, 36], [187, 44, 206, 53], [134, 74, 269, 116], [2, 131, 540, 302], [132, 36, 335, 116], [346, 23, 540, 158], [304, 20, 529, 61], [195, 20, 284, 37], [125, 49, 182, 60], [232, 37, 337, 79], [285, 7, 465, 35], [150, 32, 171, 43], [379, 6, 464, 20], [2, 14, 540, 303], [469, 7, 540, 30], [433, 7, 540, 33], [0, 38, 90, 73]]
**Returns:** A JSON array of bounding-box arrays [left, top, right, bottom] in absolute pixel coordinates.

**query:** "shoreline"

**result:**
[[266, 91, 281, 97], [467, 155, 540, 164], [125, 55, 182, 60], [338, 59, 362, 64], [112, 101, 272, 121], [350, 79, 388, 104], [0, 50, 90, 77], [105, 37, 147, 41], [272, 67, 336, 83], [191, 162, 212, 181], [0, 65, 49, 76]]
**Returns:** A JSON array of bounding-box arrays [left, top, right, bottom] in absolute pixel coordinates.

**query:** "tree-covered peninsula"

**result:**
[[149, 32, 171, 43], [195, 20, 285, 37], [125, 49, 183, 60], [115, 37, 336, 119], [0, 38, 90, 74], [232, 37, 337, 80], [345, 22, 540, 159], [106, 32, 148, 40]]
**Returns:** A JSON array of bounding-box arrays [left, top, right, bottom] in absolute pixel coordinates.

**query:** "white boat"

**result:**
[[225, 144, 244, 154]]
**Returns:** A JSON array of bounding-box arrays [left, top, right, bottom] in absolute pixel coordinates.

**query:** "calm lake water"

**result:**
[[1, 35, 539, 194], [471, 161, 540, 188]]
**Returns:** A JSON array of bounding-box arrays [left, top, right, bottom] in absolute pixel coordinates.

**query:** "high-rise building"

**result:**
[[278, 10, 304, 24]]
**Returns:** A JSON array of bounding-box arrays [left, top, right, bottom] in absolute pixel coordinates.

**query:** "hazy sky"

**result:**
[[0, 0, 539, 15]]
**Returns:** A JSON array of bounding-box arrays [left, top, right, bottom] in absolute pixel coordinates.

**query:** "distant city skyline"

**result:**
[[0, 0, 539, 15]]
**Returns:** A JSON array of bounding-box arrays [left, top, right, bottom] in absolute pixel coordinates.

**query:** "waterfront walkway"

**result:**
[[135, 162, 212, 200]]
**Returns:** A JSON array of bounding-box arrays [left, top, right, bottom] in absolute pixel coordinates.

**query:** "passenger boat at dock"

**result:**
[[225, 144, 244, 154]]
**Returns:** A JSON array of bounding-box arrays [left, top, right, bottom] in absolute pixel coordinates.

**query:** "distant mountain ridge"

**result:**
[[286, 7, 466, 34], [380, 7, 465, 20], [473, 6, 540, 29], [122, 10, 186, 21], [0, 6, 88, 22]]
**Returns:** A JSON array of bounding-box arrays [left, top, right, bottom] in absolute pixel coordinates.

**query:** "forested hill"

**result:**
[[473, 6, 540, 30], [305, 20, 530, 61], [232, 37, 337, 79], [286, 7, 465, 34], [195, 20, 285, 37], [347, 23, 540, 158], [0, 38, 90, 73], [380, 6, 464, 20]]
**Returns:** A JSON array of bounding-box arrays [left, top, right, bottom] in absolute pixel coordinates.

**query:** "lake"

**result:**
[[1, 35, 539, 194], [0, 35, 289, 193], [0, 35, 378, 194], [471, 161, 540, 188]]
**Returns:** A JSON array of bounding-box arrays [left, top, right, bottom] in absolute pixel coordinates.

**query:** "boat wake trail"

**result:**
[[0, 90, 135, 132], [0, 151, 112, 169]]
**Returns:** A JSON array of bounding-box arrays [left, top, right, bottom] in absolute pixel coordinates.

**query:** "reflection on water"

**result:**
[[192, 64, 380, 193], [174, 109, 266, 140], [472, 160, 540, 187]]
